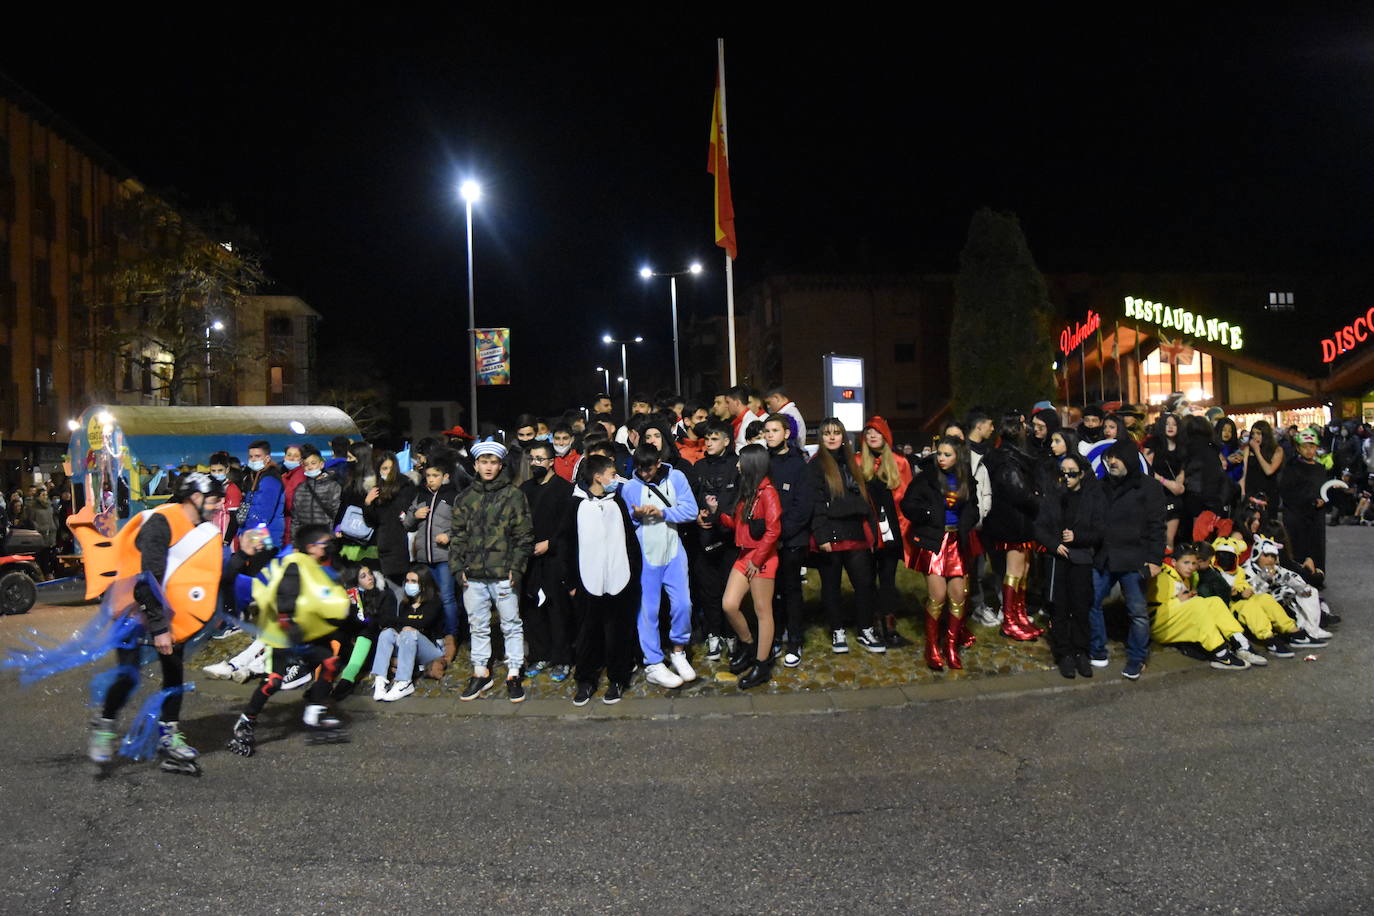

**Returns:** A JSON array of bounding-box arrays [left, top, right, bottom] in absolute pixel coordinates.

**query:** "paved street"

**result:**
[[1, 529, 1370, 914]]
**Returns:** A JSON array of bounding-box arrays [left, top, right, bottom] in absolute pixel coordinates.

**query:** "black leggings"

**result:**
[[817, 548, 875, 630], [872, 543, 902, 616], [245, 640, 334, 716], [1047, 558, 1093, 660], [102, 643, 185, 721]]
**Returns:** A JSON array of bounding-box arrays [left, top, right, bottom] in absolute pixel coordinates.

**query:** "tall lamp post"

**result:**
[[602, 334, 643, 418], [639, 262, 703, 395], [595, 366, 611, 393], [204, 320, 224, 405], [460, 179, 482, 433]]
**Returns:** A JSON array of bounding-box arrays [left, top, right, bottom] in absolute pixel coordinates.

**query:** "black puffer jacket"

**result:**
[[808, 449, 874, 546], [981, 442, 1040, 545], [364, 478, 417, 576], [1034, 482, 1107, 566], [768, 445, 813, 549], [1096, 440, 1167, 573], [900, 455, 980, 554]]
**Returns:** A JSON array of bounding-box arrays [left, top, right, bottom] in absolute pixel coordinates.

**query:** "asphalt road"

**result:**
[[1, 529, 1370, 915]]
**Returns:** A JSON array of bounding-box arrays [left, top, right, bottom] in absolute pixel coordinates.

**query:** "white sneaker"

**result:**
[[1236, 647, 1268, 667], [783, 648, 802, 668], [373, 677, 391, 701], [1090, 654, 1110, 668], [383, 681, 415, 702], [246, 654, 268, 676], [644, 662, 684, 689], [201, 661, 235, 680], [669, 650, 697, 683], [973, 606, 1002, 627]]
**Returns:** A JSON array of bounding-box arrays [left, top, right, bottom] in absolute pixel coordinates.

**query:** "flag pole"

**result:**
[[718, 38, 738, 386]]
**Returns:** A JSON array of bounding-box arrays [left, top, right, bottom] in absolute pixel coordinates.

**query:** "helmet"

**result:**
[[175, 471, 226, 502]]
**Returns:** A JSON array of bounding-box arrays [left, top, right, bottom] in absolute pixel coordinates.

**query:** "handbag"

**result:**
[[338, 504, 375, 541]]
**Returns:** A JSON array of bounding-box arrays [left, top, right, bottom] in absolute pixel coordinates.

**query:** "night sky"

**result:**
[[7, 12, 1374, 420]]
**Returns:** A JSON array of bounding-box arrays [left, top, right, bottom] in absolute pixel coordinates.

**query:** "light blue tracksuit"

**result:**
[[621, 466, 698, 665]]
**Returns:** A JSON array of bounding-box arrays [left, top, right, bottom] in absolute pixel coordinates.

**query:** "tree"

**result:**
[[314, 338, 393, 440], [91, 193, 265, 405], [949, 208, 1057, 417]]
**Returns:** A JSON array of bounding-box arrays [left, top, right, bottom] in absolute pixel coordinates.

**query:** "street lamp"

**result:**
[[595, 366, 611, 393], [602, 334, 643, 418], [639, 261, 704, 395], [204, 320, 225, 405], [459, 179, 482, 433]]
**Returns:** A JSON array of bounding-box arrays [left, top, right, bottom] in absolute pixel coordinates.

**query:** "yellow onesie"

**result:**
[[1219, 566, 1299, 642], [1148, 564, 1242, 652]]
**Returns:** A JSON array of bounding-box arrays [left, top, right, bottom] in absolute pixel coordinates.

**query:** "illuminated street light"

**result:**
[[639, 262, 704, 394], [66, 419, 79, 432], [603, 334, 644, 417], [459, 179, 482, 430], [595, 366, 611, 392]]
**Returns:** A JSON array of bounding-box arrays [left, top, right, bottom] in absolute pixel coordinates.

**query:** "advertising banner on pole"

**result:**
[[475, 328, 511, 386]]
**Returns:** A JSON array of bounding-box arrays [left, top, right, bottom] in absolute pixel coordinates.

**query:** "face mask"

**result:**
[[248, 459, 265, 472], [211, 472, 227, 482], [603, 479, 620, 494], [553, 442, 572, 457], [403, 582, 421, 597], [304, 468, 322, 479], [528, 465, 550, 482], [283, 460, 300, 470]]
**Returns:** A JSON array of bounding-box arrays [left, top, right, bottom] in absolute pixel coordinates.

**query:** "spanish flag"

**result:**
[[708, 75, 737, 260]]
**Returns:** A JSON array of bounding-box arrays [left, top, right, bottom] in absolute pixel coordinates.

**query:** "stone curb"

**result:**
[[193, 647, 1207, 720]]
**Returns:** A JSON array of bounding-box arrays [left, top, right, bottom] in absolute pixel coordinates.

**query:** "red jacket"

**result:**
[[720, 478, 782, 567], [553, 451, 580, 482]]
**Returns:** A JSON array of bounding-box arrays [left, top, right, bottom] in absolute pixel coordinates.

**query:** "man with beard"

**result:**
[[1091, 439, 1167, 679]]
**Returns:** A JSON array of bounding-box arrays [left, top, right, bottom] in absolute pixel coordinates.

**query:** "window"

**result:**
[[1140, 345, 1214, 406], [270, 366, 284, 394], [268, 315, 293, 337], [893, 342, 915, 363], [1266, 292, 1294, 311]]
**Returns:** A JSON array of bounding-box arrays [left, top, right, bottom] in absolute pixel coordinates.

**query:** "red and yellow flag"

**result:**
[[708, 76, 737, 260]]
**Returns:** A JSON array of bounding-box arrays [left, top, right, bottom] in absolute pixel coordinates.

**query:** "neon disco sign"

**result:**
[[1124, 296, 1243, 350], [1059, 310, 1101, 355], [1321, 306, 1374, 363]]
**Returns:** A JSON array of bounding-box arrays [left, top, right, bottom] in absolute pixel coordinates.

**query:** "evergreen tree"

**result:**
[[950, 208, 1056, 417]]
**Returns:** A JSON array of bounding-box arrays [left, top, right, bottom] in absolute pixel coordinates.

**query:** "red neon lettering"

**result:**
[[1322, 338, 1337, 363], [1355, 317, 1368, 342]]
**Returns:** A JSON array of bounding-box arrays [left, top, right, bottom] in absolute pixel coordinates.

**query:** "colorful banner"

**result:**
[[475, 328, 511, 386]]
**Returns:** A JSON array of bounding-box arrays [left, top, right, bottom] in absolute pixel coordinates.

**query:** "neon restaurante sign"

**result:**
[[1059, 310, 1101, 355], [1321, 306, 1374, 363], [1124, 296, 1243, 350]]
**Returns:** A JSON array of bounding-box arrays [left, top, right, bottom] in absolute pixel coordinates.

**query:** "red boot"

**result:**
[[943, 602, 966, 670], [1002, 578, 1044, 641], [923, 600, 945, 671], [999, 579, 1028, 640], [957, 602, 977, 649]]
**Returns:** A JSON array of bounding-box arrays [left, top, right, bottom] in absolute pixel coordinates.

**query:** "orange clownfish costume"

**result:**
[[70, 501, 224, 643]]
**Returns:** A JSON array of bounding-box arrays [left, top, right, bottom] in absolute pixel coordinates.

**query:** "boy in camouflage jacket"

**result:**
[[450, 440, 535, 702]]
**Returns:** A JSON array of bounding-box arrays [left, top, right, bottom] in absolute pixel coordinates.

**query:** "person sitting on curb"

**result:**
[[370, 564, 447, 702], [1147, 542, 1255, 672], [1196, 536, 1298, 660]]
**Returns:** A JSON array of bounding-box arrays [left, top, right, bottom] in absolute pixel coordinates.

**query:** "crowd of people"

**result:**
[[66, 383, 1364, 769]]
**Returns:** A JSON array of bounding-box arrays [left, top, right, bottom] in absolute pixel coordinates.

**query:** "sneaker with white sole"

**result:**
[[972, 606, 1002, 628], [669, 651, 697, 683], [1209, 651, 1250, 671], [281, 662, 312, 691], [201, 661, 236, 680], [644, 662, 684, 689], [856, 627, 887, 654], [1236, 647, 1268, 667], [373, 677, 391, 701], [783, 647, 802, 668], [705, 635, 724, 661], [383, 680, 415, 701], [459, 673, 495, 701], [831, 629, 850, 654], [1289, 633, 1328, 649], [1090, 653, 1110, 668], [1265, 638, 1296, 659]]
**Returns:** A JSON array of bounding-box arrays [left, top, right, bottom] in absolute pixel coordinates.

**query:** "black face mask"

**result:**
[[528, 464, 550, 482]]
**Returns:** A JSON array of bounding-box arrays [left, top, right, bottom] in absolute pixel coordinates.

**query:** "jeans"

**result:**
[[464, 578, 523, 671], [371, 627, 444, 682], [429, 563, 460, 637], [1091, 569, 1149, 664]]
